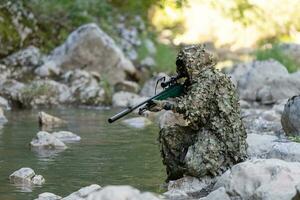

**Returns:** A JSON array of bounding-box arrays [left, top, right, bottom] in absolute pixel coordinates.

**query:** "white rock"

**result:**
[[168, 176, 216, 196], [247, 134, 300, 162], [46, 23, 136, 85], [140, 73, 169, 97], [163, 189, 189, 199], [214, 159, 300, 200], [30, 131, 67, 149], [31, 175, 46, 185], [86, 185, 160, 200], [112, 91, 147, 107], [114, 80, 140, 93], [52, 131, 81, 142], [141, 57, 156, 68], [9, 167, 35, 183], [38, 111, 67, 127], [35, 60, 61, 77], [63, 184, 101, 200], [230, 60, 300, 104], [122, 117, 152, 128], [0, 107, 7, 124], [35, 192, 62, 200], [199, 187, 230, 200], [0, 96, 10, 110]]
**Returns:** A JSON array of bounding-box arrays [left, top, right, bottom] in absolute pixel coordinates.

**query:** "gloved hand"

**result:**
[[147, 100, 174, 112]]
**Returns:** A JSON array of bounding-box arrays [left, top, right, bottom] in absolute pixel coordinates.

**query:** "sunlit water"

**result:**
[[0, 108, 165, 200]]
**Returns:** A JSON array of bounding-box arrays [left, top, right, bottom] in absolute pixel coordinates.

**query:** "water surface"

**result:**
[[0, 108, 165, 200]]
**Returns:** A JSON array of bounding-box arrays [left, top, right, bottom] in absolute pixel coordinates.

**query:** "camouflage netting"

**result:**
[[157, 45, 247, 180]]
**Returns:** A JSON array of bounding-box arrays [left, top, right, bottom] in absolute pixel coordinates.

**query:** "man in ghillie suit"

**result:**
[[149, 45, 247, 180]]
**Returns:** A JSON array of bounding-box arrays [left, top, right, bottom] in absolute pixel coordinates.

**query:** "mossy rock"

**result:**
[[0, 2, 37, 58]]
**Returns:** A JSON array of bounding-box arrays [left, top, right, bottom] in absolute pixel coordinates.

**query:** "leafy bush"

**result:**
[[255, 44, 298, 73]]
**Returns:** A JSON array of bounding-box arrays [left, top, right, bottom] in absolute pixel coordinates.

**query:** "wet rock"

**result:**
[[199, 187, 230, 200], [0, 107, 8, 125], [0, 96, 11, 110], [52, 131, 81, 142], [214, 159, 300, 200], [140, 73, 169, 97], [122, 117, 152, 128], [35, 61, 61, 77], [230, 60, 300, 104], [38, 111, 67, 127], [62, 184, 101, 200], [112, 91, 147, 107], [141, 57, 156, 68], [46, 23, 136, 85], [167, 176, 216, 198], [281, 95, 300, 136], [114, 80, 140, 93], [63, 69, 106, 105], [35, 192, 62, 200], [9, 167, 45, 185], [86, 185, 160, 200], [159, 111, 187, 129], [30, 131, 67, 149], [19, 80, 72, 108]]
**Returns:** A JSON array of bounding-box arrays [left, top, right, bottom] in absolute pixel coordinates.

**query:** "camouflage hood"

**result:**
[[176, 45, 216, 81]]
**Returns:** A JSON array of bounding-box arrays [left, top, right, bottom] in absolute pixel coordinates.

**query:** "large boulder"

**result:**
[[35, 192, 62, 200], [62, 184, 101, 200], [140, 73, 169, 97], [214, 159, 300, 200], [63, 69, 107, 105], [230, 60, 300, 104], [0, 79, 25, 103], [44, 23, 136, 85], [281, 95, 300, 136], [9, 167, 45, 186]]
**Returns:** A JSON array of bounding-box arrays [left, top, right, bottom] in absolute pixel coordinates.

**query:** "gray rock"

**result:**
[[140, 73, 169, 97], [144, 39, 157, 55], [230, 60, 300, 104], [281, 95, 300, 136], [0, 96, 11, 110], [9, 167, 45, 186], [19, 80, 72, 108], [122, 117, 152, 128], [52, 131, 81, 142], [199, 187, 230, 200], [38, 111, 67, 127], [247, 134, 300, 162], [63, 69, 106, 105], [214, 159, 300, 200], [112, 91, 147, 107], [0, 79, 25, 101], [35, 61, 61, 77], [62, 184, 101, 200], [163, 189, 189, 200], [167, 176, 216, 197], [114, 80, 140, 93], [46, 23, 136, 85], [35, 192, 62, 200], [2, 46, 41, 68], [141, 57, 156, 68], [30, 131, 67, 149], [86, 185, 160, 200], [242, 108, 282, 135]]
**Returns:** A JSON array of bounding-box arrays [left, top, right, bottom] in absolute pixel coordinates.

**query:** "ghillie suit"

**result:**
[[150, 45, 247, 180]]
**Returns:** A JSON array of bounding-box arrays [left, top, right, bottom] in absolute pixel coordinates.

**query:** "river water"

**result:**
[[0, 108, 165, 200]]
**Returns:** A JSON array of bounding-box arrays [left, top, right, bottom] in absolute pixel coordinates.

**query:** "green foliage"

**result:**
[[153, 43, 177, 73], [288, 136, 300, 143], [101, 77, 113, 105], [255, 44, 298, 73]]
